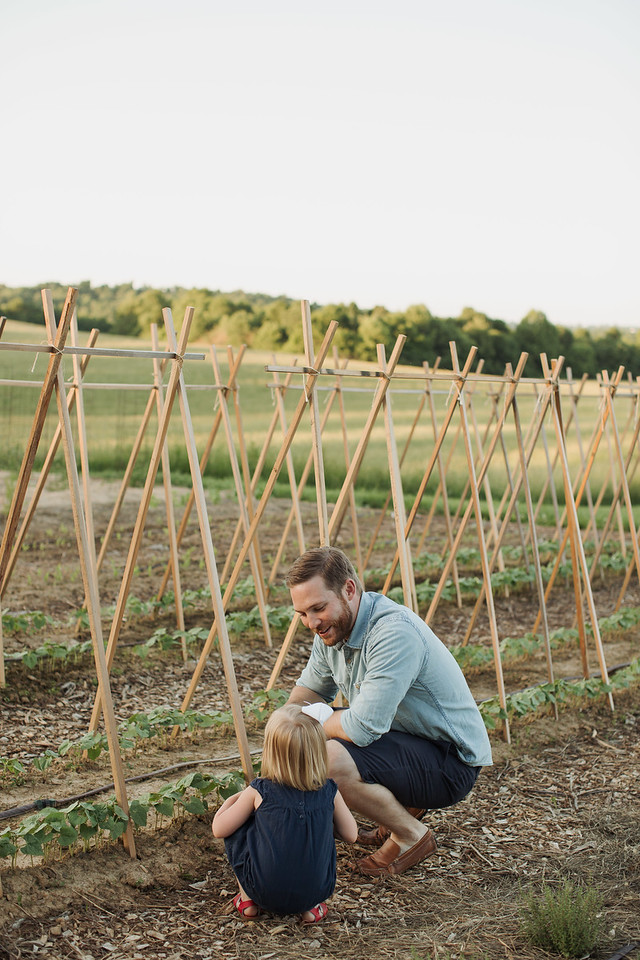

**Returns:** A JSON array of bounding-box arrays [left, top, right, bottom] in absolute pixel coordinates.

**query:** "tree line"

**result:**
[[1, 281, 638, 378]]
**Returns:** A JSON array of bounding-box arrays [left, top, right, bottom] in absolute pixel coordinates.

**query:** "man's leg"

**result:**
[[327, 739, 428, 853]]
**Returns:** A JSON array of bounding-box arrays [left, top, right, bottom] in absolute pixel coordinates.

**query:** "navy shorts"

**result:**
[[335, 731, 481, 810]]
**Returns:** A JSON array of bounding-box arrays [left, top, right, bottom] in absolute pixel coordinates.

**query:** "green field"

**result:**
[[1, 317, 637, 526]]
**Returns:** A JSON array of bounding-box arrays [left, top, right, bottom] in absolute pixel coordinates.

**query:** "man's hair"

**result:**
[[261, 704, 328, 791], [284, 546, 362, 596]]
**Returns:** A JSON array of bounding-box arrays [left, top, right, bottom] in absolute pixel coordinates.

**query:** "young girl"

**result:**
[[212, 703, 357, 923]]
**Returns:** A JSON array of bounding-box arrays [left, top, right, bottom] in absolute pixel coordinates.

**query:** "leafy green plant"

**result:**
[[519, 881, 603, 956], [0, 757, 26, 786], [0, 766, 251, 865], [246, 688, 287, 722], [1, 608, 58, 634], [479, 657, 640, 729]]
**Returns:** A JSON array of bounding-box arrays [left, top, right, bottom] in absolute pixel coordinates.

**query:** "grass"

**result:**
[[2, 319, 640, 522]]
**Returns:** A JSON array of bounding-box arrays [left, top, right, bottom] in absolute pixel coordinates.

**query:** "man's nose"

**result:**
[[307, 613, 322, 631]]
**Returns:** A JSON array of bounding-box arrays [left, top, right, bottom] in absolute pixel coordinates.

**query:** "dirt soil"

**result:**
[[1, 476, 639, 960]]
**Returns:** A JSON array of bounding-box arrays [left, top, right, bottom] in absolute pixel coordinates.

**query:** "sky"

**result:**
[[2, 0, 639, 329]]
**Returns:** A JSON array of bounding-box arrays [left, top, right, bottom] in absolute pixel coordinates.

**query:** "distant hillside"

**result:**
[[1, 281, 638, 377]]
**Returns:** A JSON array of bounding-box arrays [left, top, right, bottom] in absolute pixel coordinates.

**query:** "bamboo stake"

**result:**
[[41, 290, 136, 857], [462, 369, 541, 644], [437, 360, 487, 552], [266, 334, 407, 691], [381, 348, 479, 597], [566, 369, 599, 549], [532, 373, 596, 552], [377, 344, 416, 610], [221, 358, 295, 587], [151, 325, 186, 658], [541, 355, 613, 708], [531, 380, 563, 541], [509, 369, 557, 716], [88, 308, 196, 732], [302, 302, 329, 545], [96, 368, 167, 576], [266, 368, 343, 592], [159, 347, 245, 597], [327, 335, 407, 542], [531, 366, 625, 635], [583, 377, 637, 545], [587, 380, 640, 583], [180, 321, 339, 711], [226, 345, 268, 598], [209, 346, 272, 648], [163, 315, 253, 779], [270, 359, 306, 555], [1, 329, 99, 592], [466, 380, 508, 590], [422, 361, 462, 606], [0, 288, 77, 595], [415, 422, 461, 558], [423, 353, 528, 626], [528, 373, 589, 543], [333, 348, 363, 581], [600, 369, 640, 588], [614, 515, 640, 610], [485, 380, 530, 570], [460, 361, 557, 716], [70, 311, 97, 574], [362, 358, 441, 570], [448, 342, 510, 743], [603, 421, 630, 560]]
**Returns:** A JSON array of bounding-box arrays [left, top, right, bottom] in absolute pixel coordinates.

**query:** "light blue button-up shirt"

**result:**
[[296, 591, 493, 767]]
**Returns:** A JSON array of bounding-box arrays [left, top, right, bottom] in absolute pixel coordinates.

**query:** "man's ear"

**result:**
[[344, 578, 358, 601]]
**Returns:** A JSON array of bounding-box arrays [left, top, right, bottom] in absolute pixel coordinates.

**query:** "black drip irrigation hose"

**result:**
[[0, 748, 262, 822], [2, 660, 636, 823], [605, 945, 638, 960]]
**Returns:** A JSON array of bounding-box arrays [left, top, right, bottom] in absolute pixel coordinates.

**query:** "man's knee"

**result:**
[[326, 739, 360, 787]]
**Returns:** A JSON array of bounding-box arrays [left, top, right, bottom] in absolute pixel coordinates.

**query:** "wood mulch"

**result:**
[[1, 481, 639, 958]]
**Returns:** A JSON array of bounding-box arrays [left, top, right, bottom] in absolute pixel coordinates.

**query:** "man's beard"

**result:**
[[319, 597, 354, 647]]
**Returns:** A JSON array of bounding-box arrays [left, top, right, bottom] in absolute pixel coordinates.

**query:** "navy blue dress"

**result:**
[[224, 777, 338, 915]]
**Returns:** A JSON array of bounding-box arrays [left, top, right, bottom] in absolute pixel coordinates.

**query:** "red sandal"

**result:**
[[300, 901, 328, 925], [232, 892, 262, 920]]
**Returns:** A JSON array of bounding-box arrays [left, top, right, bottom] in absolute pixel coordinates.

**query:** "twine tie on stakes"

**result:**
[[533, 389, 544, 417], [31, 340, 63, 374], [302, 367, 319, 402], [445, 379, 457, 407]]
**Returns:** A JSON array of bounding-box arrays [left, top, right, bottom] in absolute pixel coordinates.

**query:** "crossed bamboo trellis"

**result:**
[[2, 289, 640, 860]]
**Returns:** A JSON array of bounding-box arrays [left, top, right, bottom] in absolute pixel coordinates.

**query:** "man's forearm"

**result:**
[[323, 708, 353, 743], [287, 685, 325, 706]]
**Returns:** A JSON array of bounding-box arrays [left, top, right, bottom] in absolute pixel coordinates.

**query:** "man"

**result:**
[[286, 546, 492, 877]]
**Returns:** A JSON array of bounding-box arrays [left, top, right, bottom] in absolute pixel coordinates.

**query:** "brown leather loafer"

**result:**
[[357, 823, 390, 846], [357, 808, 427, 847], [356, 829, 437, 876]]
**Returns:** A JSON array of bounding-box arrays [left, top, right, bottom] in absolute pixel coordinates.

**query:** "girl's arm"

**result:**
[[212, 786, 261, 838], [333, 789, 358, 843]]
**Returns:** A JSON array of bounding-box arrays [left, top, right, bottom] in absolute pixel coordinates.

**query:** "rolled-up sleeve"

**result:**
[[340, 620, 425, 746]]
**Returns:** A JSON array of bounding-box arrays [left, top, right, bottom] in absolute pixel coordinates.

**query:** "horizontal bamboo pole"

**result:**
[[265, 363, 583, 387], [0, 341, 203, 360]]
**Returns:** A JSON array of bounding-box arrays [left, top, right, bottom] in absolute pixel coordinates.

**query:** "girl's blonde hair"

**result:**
[[261, 704, 328, 791]]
